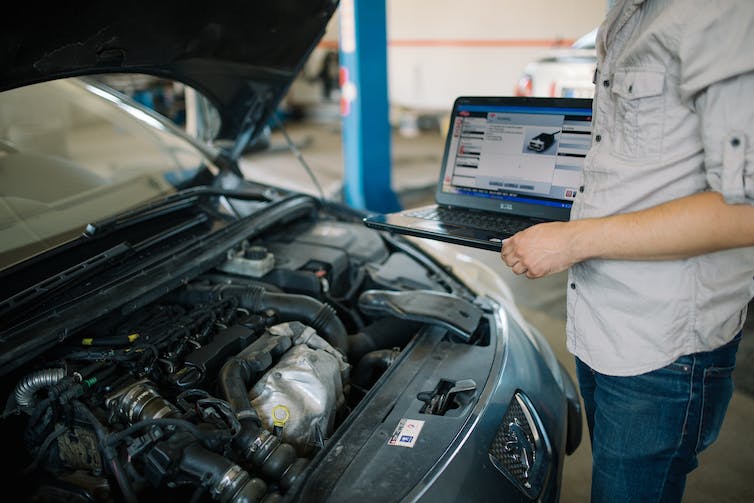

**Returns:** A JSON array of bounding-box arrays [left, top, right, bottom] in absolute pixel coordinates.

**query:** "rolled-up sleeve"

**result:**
[[695, 72, 754, 205]]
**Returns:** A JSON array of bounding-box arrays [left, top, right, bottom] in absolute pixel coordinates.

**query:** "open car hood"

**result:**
[[1, 0, 338, 159]]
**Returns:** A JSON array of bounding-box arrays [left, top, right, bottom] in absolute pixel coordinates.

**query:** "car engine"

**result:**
[[1, 215, 486, 503]]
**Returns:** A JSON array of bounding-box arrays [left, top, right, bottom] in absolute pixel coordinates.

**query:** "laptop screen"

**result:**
[[436, 96, 593, 221]]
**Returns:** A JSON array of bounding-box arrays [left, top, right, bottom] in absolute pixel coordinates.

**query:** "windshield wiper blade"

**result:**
[[84, 186, 273, 237]]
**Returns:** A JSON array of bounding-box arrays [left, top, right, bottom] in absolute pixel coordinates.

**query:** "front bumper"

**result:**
[[287, 299, 581, 502]]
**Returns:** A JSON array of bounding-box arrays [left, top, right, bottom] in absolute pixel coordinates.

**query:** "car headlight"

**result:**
[[488, 391, 551, 499]]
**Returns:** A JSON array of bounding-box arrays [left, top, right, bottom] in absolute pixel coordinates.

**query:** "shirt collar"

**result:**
[[598, 0, 646, 59]]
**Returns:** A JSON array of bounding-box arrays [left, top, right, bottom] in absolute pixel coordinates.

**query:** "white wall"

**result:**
[[296, 1, 608, 114], [386, 0, 606, 112]]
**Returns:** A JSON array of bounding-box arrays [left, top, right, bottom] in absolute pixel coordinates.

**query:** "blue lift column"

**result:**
[[338, 0, 401, 212]]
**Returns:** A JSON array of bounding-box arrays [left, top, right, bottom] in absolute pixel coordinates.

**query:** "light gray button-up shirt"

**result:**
[[566, 0, 754, 376]]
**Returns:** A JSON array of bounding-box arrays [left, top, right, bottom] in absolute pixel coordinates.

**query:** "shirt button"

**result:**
[[731, 137, 741, 147], [570, 283, 576, 290], [602, 79, 610, 87], [595, 134, 602, 142], [579, 185, 584, 193]]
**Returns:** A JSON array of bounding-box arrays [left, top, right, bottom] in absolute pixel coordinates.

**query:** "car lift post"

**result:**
[[338, 0, 401, 212]]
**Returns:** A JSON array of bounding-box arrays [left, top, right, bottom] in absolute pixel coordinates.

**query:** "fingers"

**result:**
[[512, 262, 528, 276], [502, 224, 573, 279], [501, 239, 530, 276], [500, 238, 516, 266], [501, 235, 544, 278], [500, 246, 518, 269]]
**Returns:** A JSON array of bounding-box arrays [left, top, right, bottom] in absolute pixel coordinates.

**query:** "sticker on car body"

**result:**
[[388, 418, 425, 448]]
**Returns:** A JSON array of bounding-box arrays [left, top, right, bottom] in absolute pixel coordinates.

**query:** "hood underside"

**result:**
[[1, 0, 339, 150]]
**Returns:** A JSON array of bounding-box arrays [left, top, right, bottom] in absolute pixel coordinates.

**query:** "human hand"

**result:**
[[500, 221, 580, 278]]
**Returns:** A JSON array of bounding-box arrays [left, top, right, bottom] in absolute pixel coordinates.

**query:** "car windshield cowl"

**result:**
[[0, 192, 321, 371], [0, 185, 298, 321], [0, 207, 214, 329]]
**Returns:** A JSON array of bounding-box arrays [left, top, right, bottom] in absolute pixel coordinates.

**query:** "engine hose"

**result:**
[[246, 429, 308, 490], [235, 286, 348, 354], [260, 493, 283, 503], [218, 332, 290, 428], [352, 348, 401, 390], [14, 368, 66, 408], [219, 363, 262, 428], [347, 318, 421, 363], [180, 442, 267, 503], [175, 284, 348, 354]]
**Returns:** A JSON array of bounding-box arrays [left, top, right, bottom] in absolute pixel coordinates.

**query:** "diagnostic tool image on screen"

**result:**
[[525, 130, 560, 154], [442, 104, 592, 208]]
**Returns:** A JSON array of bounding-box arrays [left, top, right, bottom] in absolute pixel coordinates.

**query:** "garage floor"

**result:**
[[240, 116, 754, 502]]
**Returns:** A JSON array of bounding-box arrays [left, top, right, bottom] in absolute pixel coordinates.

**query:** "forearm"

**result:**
[[570, 191, 754, 262]]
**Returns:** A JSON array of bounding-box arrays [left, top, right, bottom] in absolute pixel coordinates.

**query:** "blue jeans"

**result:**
[[576, 332, 742, 503]]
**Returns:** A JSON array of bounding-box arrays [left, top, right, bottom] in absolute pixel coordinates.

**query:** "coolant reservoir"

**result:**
[[218, 244, 275, 277]]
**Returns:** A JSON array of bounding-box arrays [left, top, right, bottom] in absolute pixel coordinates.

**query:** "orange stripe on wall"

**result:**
[[389, 38, 574, 48], [318, 40, 340, 50], [317, 38, 574, 49]]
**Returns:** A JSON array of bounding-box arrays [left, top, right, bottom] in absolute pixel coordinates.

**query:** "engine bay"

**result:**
[[0, 215, 490, 503]]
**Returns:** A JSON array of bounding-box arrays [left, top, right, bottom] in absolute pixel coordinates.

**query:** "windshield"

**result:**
[[0, 78, 211, 270]]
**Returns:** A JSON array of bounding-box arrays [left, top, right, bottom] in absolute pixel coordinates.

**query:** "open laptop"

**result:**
[[363, 96, 593, 251]]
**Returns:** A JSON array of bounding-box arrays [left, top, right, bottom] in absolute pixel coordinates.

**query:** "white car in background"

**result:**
[[514, 29, 597, 99]]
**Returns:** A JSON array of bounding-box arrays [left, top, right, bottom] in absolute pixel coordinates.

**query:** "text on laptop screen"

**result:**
[[441, 104, 593, 210]]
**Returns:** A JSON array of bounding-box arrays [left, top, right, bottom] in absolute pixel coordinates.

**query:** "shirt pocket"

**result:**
[[611, 69, 665, 160]]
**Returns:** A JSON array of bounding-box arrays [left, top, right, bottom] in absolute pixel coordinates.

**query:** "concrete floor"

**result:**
[[240, 117, 754, 503]]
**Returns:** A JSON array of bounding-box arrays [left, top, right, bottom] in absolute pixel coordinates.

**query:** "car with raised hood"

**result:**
[[0, 2, 582, 502]]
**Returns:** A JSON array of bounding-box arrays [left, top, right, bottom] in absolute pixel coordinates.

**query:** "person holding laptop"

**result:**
[[500, 1, 754, 502]]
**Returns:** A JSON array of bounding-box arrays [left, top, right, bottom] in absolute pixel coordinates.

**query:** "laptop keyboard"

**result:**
[[404, 207, 535, 235]]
